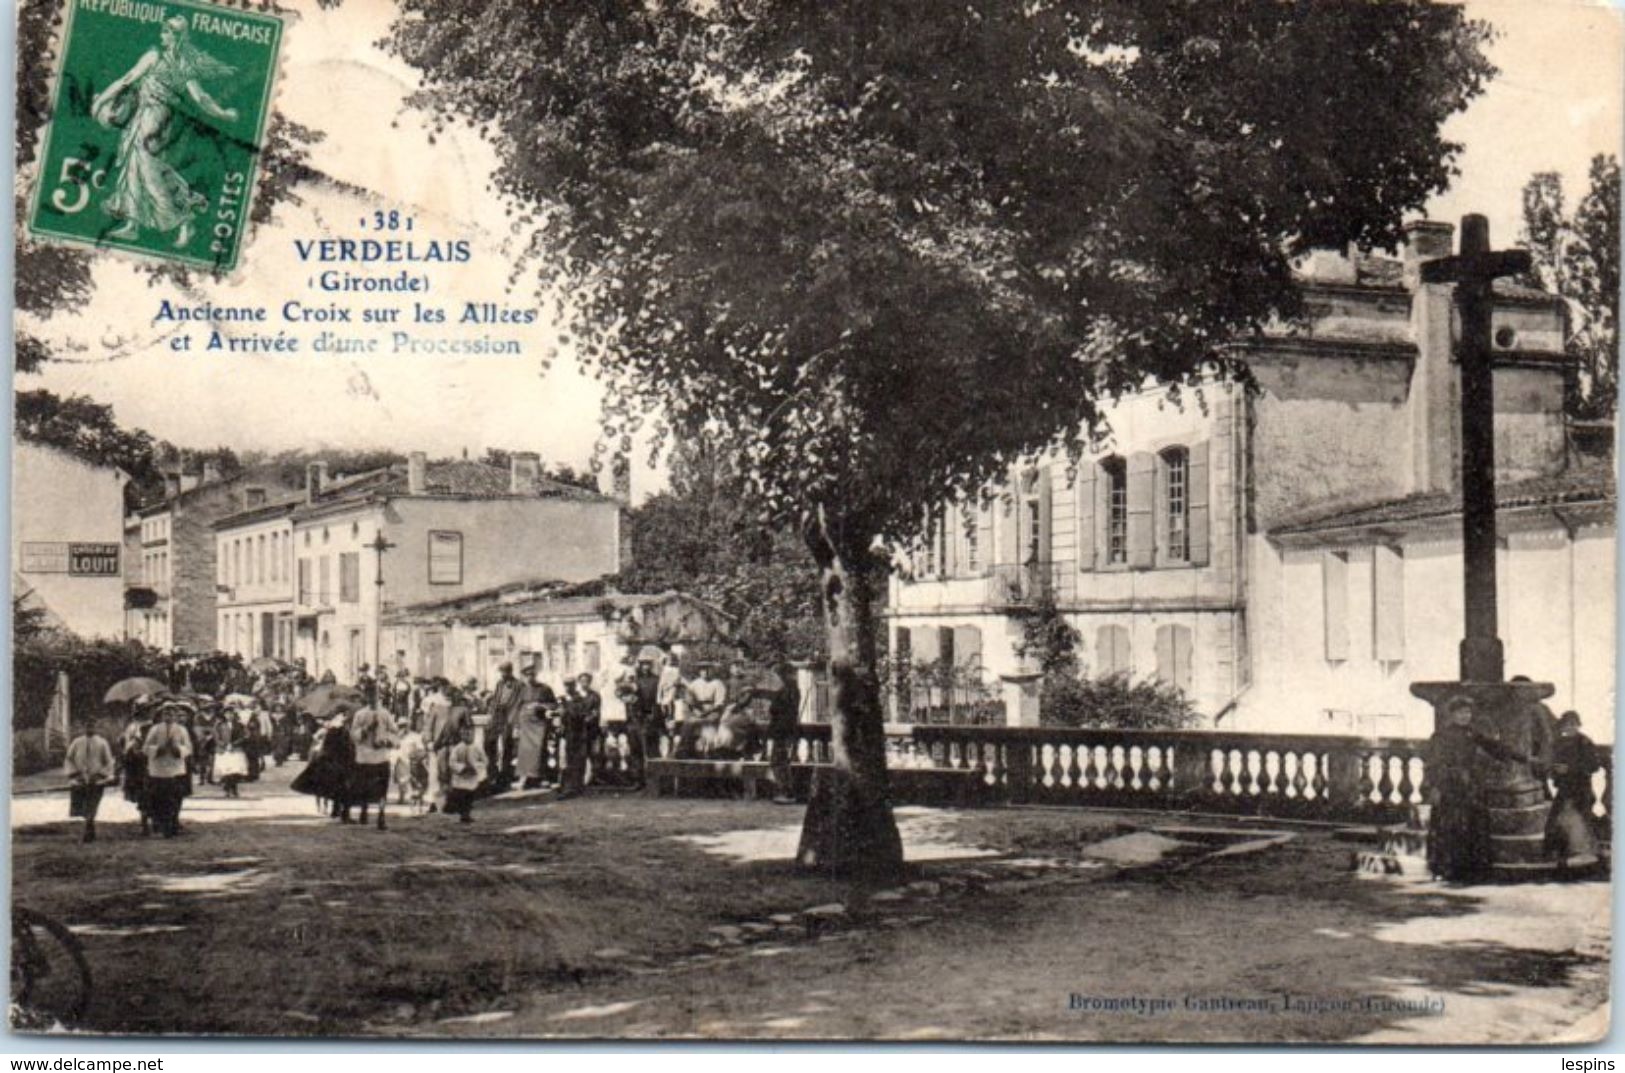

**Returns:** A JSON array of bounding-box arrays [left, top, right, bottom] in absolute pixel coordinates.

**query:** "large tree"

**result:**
[[1519, 155, 1619, 420], [390, 0, 1493, 877]]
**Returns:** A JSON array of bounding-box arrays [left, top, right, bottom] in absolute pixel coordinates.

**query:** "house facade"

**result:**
[[381, 584, 735, 721], [888, 220, 1615, 741], [224, 453, 624, 682], [127, 466, 294, 654], [212, 495, 300, 662], [13, 440, 129, 639]]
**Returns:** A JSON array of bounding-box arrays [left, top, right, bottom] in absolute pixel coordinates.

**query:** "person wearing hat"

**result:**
[[486, 661, 525, 791], [514, 665, 558, 790], [64, 715, 115, 843], [143, 702, 194, 838], [1547, 710, 1602, 874], [618, 657, 663, 790], [120, 701, 155, 836], [676, 663, 727, 758]]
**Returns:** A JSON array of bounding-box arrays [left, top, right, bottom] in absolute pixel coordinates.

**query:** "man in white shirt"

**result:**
[[143, 703, 194, 838], [64, 719, 116, 843]]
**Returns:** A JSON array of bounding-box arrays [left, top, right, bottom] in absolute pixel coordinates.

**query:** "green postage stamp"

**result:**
[[27, 0, 283, 272]]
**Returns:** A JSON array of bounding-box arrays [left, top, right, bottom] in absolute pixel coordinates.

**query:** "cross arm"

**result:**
[[1419, 250, 1532, 286]]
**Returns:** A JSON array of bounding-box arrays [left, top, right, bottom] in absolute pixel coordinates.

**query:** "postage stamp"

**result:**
[[26, 0, 283, 273]]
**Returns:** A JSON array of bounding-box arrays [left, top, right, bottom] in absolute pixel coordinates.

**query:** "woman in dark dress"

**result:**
[[1426, 697, 1490, 883], [1547, 710, 1602, 873], [120, 713, 153, 836], [291, 711, 356, 819]]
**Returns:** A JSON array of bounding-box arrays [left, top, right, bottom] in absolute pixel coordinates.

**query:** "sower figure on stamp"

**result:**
[[92, 16, 239, 249]]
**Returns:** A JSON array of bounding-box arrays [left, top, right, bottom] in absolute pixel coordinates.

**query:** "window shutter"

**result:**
[[998, 471, 1019, 567], [1174, 625, 1193, 694], [1154, 625, 1173, 684], [1127, 452, 1155, 568], [952, 625, 983, 669], [1076, 463, 1097, 571], [1036, 466, 1053, 565], [943, 504, 959, 577], [1323, 551, 1350, 661], [1095, 465, 1111, 564], [976, 499, 993, 575], [1154, 455, 1170, 567], [1373, 545, 1405, 661], [1188, 441, 1211, 567]]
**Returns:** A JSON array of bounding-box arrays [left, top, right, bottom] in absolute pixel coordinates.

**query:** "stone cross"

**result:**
[[1418, 214, 1531, 683]]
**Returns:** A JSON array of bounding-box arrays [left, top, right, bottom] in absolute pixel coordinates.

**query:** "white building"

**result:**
[[213, 492, 299, 662], [888, 221, 1615, 741], [13, 440, 129, 639], [230, 453, 627, 683]]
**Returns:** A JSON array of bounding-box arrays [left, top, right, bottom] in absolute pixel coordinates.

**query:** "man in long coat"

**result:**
[[486, 661, 526, 790]]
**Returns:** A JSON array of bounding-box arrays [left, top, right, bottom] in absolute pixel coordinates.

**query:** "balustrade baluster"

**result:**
[[1076, 744, 1094, 792], [1376, 755, 1397, 808]]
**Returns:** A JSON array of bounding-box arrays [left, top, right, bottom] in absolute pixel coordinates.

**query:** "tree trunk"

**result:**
[[795, 505, 905, 881]]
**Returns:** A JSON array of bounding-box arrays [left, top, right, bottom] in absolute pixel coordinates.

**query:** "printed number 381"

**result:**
[[50, 157, 107, 215]]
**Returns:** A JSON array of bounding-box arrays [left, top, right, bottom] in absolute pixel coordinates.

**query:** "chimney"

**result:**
[[244, 486, 268, 509], [1402, 220, 1455, 289], [510, 451, 542, 493], [408, 451, 428, 495], [162, 471, 182, 500], [1404, 220, 1460, 495], [305, 461, 328, 503], [202, 460, 222, 485]]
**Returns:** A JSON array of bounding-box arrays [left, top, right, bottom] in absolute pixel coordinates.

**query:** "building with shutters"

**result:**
[[214, 453, 624, 682], [125, 464, 293, 653], [887, 220, 1615, 739]]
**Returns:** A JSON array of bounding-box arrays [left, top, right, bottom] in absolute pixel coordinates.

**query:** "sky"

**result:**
[[18, 0, 1625, 489]]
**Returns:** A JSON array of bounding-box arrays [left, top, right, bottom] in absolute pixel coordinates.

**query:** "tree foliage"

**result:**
[[1519, 155, 1619, 420], [390, 0, 1493, 544], [386, 0, 1493, 874], [619, 440, 826, 663]]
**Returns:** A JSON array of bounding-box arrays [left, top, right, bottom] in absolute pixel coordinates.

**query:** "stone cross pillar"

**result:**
[[1410, 214, 1554, 882], [1417, 214, 1530, 683]]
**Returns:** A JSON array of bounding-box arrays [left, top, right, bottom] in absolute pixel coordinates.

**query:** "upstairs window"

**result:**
[[1102, 457, 1128, 565], [1161, 447, 1190, 563]]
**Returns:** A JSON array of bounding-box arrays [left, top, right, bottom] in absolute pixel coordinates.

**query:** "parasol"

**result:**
[[636, 645, 665, 664], [247, 656, 285, 674], [103, 677, 169, 705]]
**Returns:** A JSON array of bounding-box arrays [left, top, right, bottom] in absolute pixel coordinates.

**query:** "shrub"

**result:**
[[1040, 672, 1201, 731]]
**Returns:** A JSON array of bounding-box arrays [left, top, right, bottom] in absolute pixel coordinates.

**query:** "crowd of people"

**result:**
[[62, 649, 804, 841]]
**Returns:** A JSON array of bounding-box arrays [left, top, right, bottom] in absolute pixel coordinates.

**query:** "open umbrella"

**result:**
[[295, 683, 363, 719], [636, 644, 666, 664], [248, 656, 284, 674], [103, 677, 169, 705]]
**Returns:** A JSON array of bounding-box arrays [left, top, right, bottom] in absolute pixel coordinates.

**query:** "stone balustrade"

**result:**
[[585, 721, 1611, 829]]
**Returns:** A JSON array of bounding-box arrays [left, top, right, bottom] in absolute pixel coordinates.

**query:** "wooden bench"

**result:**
[[646, 758, 776, 800]]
